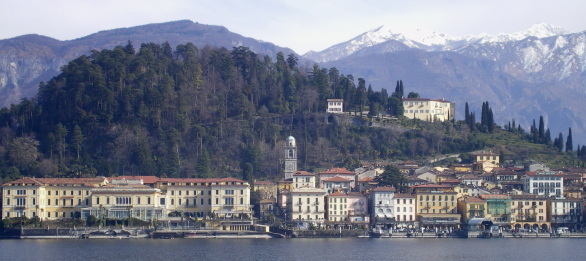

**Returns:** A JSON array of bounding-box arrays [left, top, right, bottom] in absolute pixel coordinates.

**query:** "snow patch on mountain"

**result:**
[[305, 23, 570, 63]]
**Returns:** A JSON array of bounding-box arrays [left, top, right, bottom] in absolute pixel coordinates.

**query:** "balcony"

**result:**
[[516, 216, 537, 222]]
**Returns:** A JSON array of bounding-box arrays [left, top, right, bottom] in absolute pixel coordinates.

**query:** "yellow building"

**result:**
[[413, 184, 460, 227], [3, 176, 251, 230], [2, 177, 106, 220], [510, 194, 550, 231], [82, 178, 165, 221], [156, 177, 252, 230], [458, 197, 487, 223], [473, 151, 500, 165], [402, 98, 455, 122]]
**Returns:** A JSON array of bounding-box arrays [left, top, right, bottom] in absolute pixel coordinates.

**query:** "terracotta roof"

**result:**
[[347, 192, 366, 197], [3, 177, 44, 186], [464, 197, 486, 203], [292, 171, 313, 176], [357, 177, 375, 182], [323, 176, 352, 182], [394, 193, 416, 198], [319, 168, 355, 175], [327, 191, 347, 197], [371, 186, 396, 192], [4, 177, 104, 186], [158, 177, 248, 183], [110, 176, 160, 184], [479, 194, 510, 200]]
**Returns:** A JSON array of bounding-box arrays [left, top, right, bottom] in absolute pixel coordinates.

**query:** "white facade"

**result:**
[[370, 187, 396, 225], [284, 136, 297, 180], [327, 99, 344, 114], [394, 194, 416, 224], [293, 171, 316, 189], [523, 171, 564, 197], [550, 198, 583, 230], [287, 187, 327, 225], [402, 98, 455, 122]]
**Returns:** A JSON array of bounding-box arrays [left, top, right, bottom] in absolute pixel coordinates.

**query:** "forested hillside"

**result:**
[[0, 42, 576, 183]]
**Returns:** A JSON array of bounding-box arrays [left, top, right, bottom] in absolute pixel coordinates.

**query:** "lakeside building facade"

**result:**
[[2, 176, 252, 230], [523, 171, 564, 197], [402, 98, 455, 122], [326, 99, 344, 114]]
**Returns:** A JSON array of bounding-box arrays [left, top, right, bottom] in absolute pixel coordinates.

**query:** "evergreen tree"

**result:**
[[487, 108, 494, 133], [556, 133, 564, 152], [374, 165, 408, 192], [538, 116, 545, 143], [71, 125, 84, 161], [566, 127, 573, 152], [195, 148, 211, 178], [464, 102, 470, 125], [544, 129, 552, 146]]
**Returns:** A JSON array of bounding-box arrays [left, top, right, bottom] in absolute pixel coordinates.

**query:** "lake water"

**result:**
[[1, 238, 585, 261]]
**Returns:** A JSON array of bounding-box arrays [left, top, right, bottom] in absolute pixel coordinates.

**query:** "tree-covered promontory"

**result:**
[[0, 42, 566, 183]]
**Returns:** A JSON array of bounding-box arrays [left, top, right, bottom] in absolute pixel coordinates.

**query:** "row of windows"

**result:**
[[534, 176, 561, 181], [328, 198, 348, 203], [419, 202, 455, 207], [531, 182, 561, 188], [419, 195, 455, 201], [396, 215, 413, 221], [5, 189, 35, 196], [169, 189, 244, 196], [5, 198, 91, 207], [297, 198, 320, 204], [330, 211, 348, 216], [296, 206, 320, 213], [396, 199, 413, 204], [169, 197, 245, 206]]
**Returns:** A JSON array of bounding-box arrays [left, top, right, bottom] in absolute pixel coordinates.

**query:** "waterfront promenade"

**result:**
[[4, 227, 586, 239]]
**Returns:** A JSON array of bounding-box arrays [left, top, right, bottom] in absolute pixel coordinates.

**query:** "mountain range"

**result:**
[[0, 20, 296, 108], [1, 20, 586, 146], [306, 23, 586, 146]]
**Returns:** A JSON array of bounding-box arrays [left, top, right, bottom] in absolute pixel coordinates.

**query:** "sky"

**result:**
[[2, 0, 586, 54]]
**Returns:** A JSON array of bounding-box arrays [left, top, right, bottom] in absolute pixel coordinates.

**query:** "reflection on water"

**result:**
[[1, 238, 586, 261]]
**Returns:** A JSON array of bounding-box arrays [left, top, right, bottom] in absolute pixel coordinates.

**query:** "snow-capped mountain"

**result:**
[[304, 23, 570, 63], [305, 23, 586, 146]]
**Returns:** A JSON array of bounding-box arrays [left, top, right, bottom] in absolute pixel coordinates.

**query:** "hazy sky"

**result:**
[[2, 0, 586, 54]]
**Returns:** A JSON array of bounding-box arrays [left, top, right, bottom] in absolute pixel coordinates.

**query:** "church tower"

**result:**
[[284, 136, 297, 180]]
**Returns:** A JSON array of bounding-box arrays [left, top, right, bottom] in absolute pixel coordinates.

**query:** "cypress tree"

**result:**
[[538, 116, 545, 143], [557, 133, 564, 152], [566, 127, 573, 152], [544, 129, 552, 145], [486, 107, 494, 133], [465, 102, 470, 124]]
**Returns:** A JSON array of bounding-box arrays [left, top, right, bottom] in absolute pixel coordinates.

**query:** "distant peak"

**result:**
[[521, 23, 568, 38]]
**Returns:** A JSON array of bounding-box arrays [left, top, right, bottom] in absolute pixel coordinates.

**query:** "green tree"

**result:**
[[374, 165, 407, 192], [71, 125, 84, 161], [407, 92, 419, 98], [566, 127, 573, 152], [195, 148, 211, 178]]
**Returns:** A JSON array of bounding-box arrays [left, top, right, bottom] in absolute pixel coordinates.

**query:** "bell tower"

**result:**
[[284, 136, 297, 180]]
